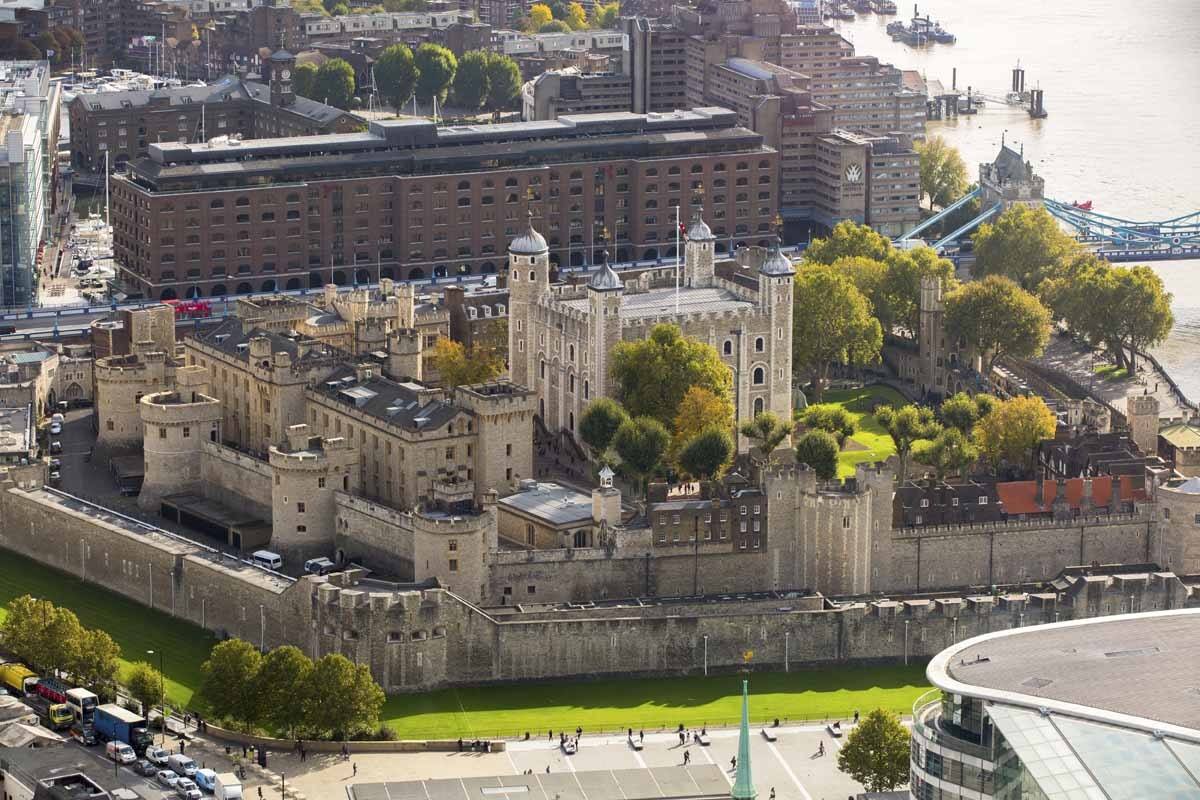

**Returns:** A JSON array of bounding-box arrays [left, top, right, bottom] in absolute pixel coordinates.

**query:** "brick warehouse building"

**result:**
[[110, 108, 779, 300]]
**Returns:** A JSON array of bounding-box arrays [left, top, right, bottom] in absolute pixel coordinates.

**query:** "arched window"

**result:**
[[457, 180, 470, 191], [752, 367, 765, 385], [754, 397, 764, 415], [723, 340, 733, 355], [568, 344, 575, 362], [755, 337, 765, 353]]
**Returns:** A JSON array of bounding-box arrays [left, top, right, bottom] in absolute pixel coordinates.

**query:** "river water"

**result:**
[[830, 0, 1200, 401]]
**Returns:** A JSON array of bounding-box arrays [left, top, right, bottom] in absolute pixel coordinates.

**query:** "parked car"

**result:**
[[48, 471, 61, 485], [69, 724, 97, 746], [48, 422, 62, 435], [48, 458, 61, 470], [156, 769, 181, 788], [105, 740, 136, 764], [49, 441, 62, 454], [145, 745, 170, 766], [193, 768, 218, 792], [304, 557, 335, 575], [176, 777, 202, 800], [167, 753, 198, 777], [135, 759, 158, 777]]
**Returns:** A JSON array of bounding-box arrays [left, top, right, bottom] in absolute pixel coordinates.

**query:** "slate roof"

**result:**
[[75, 74, 351, 125], [992, 144, 1029, 183], [587, 255, 623, 292], [498, 482, 593, 526], [310, 365, 462, 432], [560, 286, 752, 319], [195, 317, 346, 366]]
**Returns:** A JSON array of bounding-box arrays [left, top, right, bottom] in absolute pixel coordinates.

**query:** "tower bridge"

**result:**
[[899, 146, 1200, 261]]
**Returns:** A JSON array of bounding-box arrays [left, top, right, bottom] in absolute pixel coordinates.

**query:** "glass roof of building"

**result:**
[[989, 704, 1200, 800]]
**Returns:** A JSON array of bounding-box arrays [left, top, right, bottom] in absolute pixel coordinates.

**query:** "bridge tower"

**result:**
[[978, 143, 1045, 210]]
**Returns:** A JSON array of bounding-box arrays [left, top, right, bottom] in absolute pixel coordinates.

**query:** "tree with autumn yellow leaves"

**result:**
[[973, 395, 1056, 475], [429, 336, 504, 389], [526, 3, 552, 32], [564, 1, 588, 29], [670, 386, 734, 466]]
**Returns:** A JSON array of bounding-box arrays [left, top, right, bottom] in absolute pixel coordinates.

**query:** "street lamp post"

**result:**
[[147, 649, 165, 745]]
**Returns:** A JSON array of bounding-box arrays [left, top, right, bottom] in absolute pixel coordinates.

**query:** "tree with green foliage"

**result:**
[[293, 62, 318, 98], [974, 395, 1056, 473], [451, 50, 490, 110], [579, 398, 630, 457], [526, 2, 553, 31], [539, 19, 572, 31], [677, 426, 734, 482], [312, 58, 356, 109], [1040, 256, 1173, 372], [70, 628, 121, 697], [797, 403, 857, 445], [302, 654, 386, 739], [833, 255, 891, 330], [126, 661, 163, 717], [939, 392, 993, 435], [484, 52, 522, 110], [590, 1, 620, 27], [383, 0, 428, 10], [794, 430, 840, 481], [255, 646, 314, 738], [671, 386, 734, 462], [611, 323, 732, 429], [874, 405, 942, 482], [374, 44, 418, 112], [612, 416, 670, 498], [415, 43, 457, 103], [837, 708, 911, 792], [199, 639, 263, 731], [739, 411, 794, 470], [792, 266, 883, 401], [945, 275, 1051, 375], [914, 427, 979, 480], [564, 0, 587, 28], [291, 0, 327, 14], [971, 204, 1080, 289], [881, 246, 956, 336], [915, 135, 969, 210], [803, 220, 892, 266]]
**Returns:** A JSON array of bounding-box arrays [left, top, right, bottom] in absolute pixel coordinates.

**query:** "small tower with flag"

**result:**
[[731, 680, 757, 800]]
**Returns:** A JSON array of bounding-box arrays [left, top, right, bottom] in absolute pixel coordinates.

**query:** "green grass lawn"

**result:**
[[0, 548, 931, 739], [1094, 363, 1130, 381], [0, 549, 216, 708], [821, 385, 911, 479], [382, 664, 930, 739]]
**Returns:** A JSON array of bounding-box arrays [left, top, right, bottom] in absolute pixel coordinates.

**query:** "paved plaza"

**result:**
[[273, 723, 872, 800]]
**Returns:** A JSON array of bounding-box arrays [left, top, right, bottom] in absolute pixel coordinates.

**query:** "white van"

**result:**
[[250, 550, 282, 570], [167, 753, 198, 777]]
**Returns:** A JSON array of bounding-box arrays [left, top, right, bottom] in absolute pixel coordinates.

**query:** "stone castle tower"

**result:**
[[137, 366, 222, 512], [759, 243, 796, 421], [412, 490, 498, 604], [918, 274, 945, 398], [684, 212, 716, 288], [587, 252, 623, 400], [269, 424, 359, 563], [1127, 394, 1161, 457], [506, 212, 550, 394]]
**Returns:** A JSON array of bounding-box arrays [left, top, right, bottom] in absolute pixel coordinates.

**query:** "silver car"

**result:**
[[175, 777, 202, 800], [156, 769, 180, 788]]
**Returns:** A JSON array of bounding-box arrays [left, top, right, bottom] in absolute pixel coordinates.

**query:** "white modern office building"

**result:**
[[912, 609, 1200, 799], [0, 61, 59, 307]]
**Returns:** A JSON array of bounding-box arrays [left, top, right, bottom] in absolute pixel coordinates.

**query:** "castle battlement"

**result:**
[[893, 510, 1150, 539], [139, 389, 221, 425]]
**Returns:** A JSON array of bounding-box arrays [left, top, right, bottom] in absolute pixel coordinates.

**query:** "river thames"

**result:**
[[830, 0, 1200, 401]]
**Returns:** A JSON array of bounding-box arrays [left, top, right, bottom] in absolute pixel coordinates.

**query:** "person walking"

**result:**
[[683, 750, 690, 765], [817, 741, 825, 757], [639, 730, 644, 744], [769, 790, 775, 800], [353, 762, 358, 777], [730, 756, 736, 770]]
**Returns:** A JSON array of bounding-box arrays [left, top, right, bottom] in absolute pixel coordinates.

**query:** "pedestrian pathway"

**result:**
[[1032, 334, 1188, 418]]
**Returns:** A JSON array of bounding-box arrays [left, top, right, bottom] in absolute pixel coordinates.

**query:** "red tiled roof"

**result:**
[[995, 475, 1146, 515]]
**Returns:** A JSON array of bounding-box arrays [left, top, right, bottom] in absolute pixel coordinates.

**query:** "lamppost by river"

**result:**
[[147, 648, 165, 744]]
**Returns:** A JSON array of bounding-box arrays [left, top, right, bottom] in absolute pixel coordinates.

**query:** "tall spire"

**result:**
[[731, 680, 756, 800]]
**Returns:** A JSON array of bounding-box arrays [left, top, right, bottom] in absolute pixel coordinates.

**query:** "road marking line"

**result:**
[[698, 744, 730, 785], [767, 741, 814, 800], [630, 743, 647, 770], [505, 748, 520, 774]]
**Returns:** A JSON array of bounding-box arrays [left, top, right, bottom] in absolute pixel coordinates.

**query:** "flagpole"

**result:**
[[675, 205, 680, 314]]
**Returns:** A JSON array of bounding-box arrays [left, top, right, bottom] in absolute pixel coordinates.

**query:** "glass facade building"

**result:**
[[0, 61, 58, 308], [912, 610, 1200, 800]]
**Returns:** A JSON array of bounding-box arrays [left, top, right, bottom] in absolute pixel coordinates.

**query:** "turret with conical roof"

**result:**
[[685, 211, 716, 288], [507, 212, 550, 392], [588, 250, 623, 400]]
